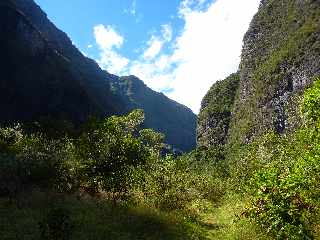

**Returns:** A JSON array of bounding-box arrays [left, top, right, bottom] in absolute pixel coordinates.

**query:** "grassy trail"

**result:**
[[0, 192, 272, 240]]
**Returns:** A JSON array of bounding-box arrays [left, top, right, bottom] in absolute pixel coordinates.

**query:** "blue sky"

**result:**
[[34, 0, 260, 113], [34, 0, 184, 60]]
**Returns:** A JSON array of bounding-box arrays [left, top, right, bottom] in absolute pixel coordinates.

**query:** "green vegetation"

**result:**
[[231, 79, 320, 239], [199, 73, 240, 117], [2, 0, 319, 239], [227, 0, 320, 144], [112, 75, 197, 152], [0, 106, 257, 239], [1, 80, 320, 239], [197, 73, 240, 147], [0, 109, 223, 239]]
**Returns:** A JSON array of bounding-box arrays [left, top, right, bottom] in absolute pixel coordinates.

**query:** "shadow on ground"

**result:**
[[0, 191, 206, 240]]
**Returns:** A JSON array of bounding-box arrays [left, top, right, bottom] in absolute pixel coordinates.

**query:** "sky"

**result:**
[[34, 0, 261, 113]]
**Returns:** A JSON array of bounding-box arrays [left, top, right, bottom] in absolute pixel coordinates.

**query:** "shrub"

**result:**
[[76, 110, 163, 204], [132, 151, 225, 215], [244, 78, 320, 239], [0, 126, 78, 198], [301, 78, 320, 122]]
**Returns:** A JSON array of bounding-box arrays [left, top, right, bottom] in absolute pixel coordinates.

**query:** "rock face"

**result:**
[[0, 1, 105, 123], [0, 0, 196, 151], [198, 0, 320, 148], [197, 73, 239, 148]]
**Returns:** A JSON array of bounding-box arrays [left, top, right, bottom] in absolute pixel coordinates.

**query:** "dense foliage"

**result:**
[[1, 80, 320, 239], [227, 0, 320, 145], [234, 79, 320, 239], [0, 109, 216, 211], [197, 73, 239, 147]]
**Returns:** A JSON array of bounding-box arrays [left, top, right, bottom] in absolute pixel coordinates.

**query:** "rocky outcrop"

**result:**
[[0, 0, 196, 151], [198, 0, 320, 148]]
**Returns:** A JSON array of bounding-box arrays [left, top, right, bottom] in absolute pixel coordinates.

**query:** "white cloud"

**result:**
[[128, 24, 175, 90], [98, 50, 129, 75], [154, 55, 171, 71], [142, 24, 173, 60], [91, 1, 260, 112], [129, 55, 174, 91], [94, 24, 124, 50], [87, 44, 93, 48], [143, 37, 163, 60], [166, 0, 260, 112], [129, 0, 260, 113], [93, 24, 129, 75], [161, 24, 172, 42]]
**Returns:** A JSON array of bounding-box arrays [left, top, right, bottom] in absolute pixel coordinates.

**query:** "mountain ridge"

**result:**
[[1, 0, 196, 151]]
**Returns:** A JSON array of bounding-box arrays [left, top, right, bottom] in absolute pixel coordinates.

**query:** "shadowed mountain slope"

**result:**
[[0, 0, 196, 151]]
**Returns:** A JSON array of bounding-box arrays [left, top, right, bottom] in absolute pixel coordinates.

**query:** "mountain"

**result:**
[[197, 0, 320, 148], [111, 75, 196, 152], [0, 0, 196, 151]]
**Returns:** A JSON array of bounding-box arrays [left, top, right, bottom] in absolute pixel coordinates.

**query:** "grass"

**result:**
[[197, 194, 270, 240], [1, 189, 318, 240], [0, 190, 207, 240], [5, 188, 318, 240], [0, 189, 271, 240]]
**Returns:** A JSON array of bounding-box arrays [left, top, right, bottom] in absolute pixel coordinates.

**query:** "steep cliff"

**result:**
[[197, 73, 239, 148], [0, 1, 105, 123], [198, 0, 320, 148], [0, 0, 196, 151], [228, 0, 320, 144]]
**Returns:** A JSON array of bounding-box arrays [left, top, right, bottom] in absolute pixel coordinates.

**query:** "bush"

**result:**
[[244, 79, 320, 239], [132, 151, 226, 215], [75, 110, 164, 204], [301, 78, 320, 122], [0, 110, 165, 203], [0, 126, 78, 198]]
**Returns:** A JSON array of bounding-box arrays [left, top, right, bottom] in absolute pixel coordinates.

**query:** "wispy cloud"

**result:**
[[161, 24, 172, 42], [142, 24, 173, 60], [143, 37, 163, 60], [93, 24, 129, 75]]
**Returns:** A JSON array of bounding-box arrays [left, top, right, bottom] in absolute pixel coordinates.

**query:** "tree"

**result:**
[[77, 110, 162, 204]]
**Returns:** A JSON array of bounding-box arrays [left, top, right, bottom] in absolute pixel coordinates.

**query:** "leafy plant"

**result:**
[[76, 110, 164, 204], [244, 79, 320, 239]]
